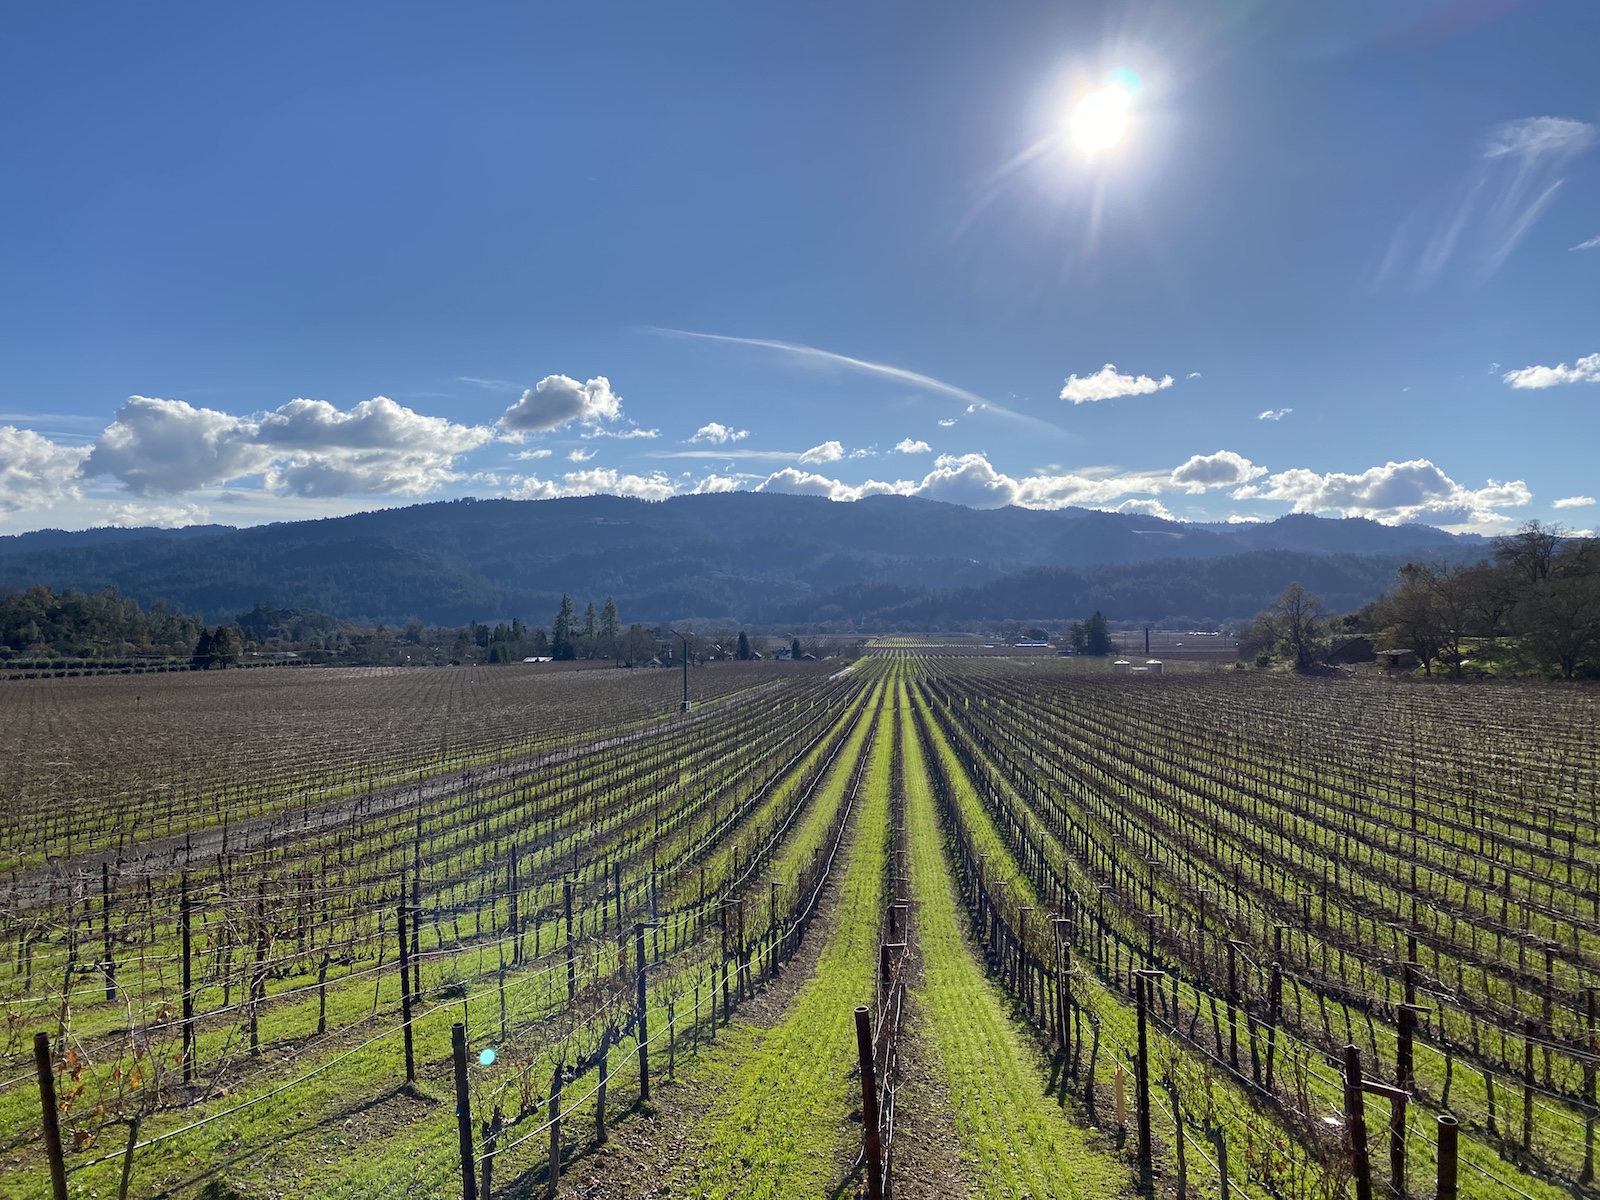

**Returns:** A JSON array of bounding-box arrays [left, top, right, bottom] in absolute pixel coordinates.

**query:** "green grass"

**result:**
[[899, 682, 1132, 1200], [672, 691, 892, 1199]]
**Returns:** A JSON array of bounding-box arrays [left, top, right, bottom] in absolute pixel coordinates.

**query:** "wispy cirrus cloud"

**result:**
[[1572, 234, 1600, 251], [648, 327, 1058, 432], [1059, 364, 1174, 404], [1380, 116, 1596, 288], [1258, 408, 1292, 421]]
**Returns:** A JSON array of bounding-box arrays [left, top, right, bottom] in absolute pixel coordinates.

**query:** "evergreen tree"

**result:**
[[790, 637, 803, 660], [1084, 611, 1113, 656], [600, 596, 620, 658], [552, 595, 577, 660], [737, 630, 751, 660], [582, 601, 598, 658], [530, 628, 550, 657]]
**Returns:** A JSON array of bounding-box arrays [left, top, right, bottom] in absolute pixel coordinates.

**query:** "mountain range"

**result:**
[[0, 494, 1485, 629]]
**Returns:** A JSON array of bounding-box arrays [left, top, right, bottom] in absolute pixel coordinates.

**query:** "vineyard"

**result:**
[[4, 652, 1598, 1199]]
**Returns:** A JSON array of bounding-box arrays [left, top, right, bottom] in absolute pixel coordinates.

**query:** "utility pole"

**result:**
[[669, 628, 691, 711]]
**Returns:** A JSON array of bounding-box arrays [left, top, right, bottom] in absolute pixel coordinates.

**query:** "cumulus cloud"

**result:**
[[1383, 116, 1596, 287], [688, 422, 748, 444], [1254, 458, 1530, 530], [755, 468, 914, 503], [82, 394, 493, 499], [894, 438, 932, 454], [1114, 498, 1176, 520], [510, 467, 677, 503], [1502, 353, 1600, 388], [87, 397, 270, 495], [1060, 364, 1174, 404], [1258, 408, 1292, 421], [1168, 451, 1267, 493], [798, 440, 845, 465], [0, 426, 91, 514], [1554, 496, 1596, 508], [106, 501, 210, 528], [692, 474, 746, 494], [498, 375, 622, 433], [568, 448, 595, 463]]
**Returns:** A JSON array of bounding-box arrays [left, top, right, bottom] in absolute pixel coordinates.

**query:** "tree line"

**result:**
[[1244, 522, 1600, 679]]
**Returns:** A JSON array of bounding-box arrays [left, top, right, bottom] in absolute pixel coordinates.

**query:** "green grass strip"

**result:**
[[675, 692, 892, 1199], [899, 681, 1130, 1200]]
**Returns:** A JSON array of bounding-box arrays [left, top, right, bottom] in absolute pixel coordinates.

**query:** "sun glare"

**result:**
[[1070, 84, 1132, 153]]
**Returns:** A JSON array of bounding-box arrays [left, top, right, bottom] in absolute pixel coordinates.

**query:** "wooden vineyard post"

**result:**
[[1165, 1074, 1187, 1200], [451, 1023, 478, 1200], [636, 922, 651, 1102], [564, 879, 576, 1003], [546, 1065, 564, 1199], [1053, 917, 1071, 1052], [595, 1028, 610, 1145], [101, 861, 116, 1001], [1135, 969, 1162, 1197], [1585, 988, 1597, 1185], [769, 880, 778, 979], [480, 1108, 503, 1200], [180, 872, 194, 1083], [1524, 1017, 1536, 1154], [1435, 1113, 1458, 1200], [34, 1032, 68, 1200], [117, 1115, 139, 1200], [1226, 940, 1241, 1072], [1344, 1044, 1374, 1200], [1265, 962, 1282, 1091], [854, 1006, 885, 1200], [399, 902, 416, 1084]]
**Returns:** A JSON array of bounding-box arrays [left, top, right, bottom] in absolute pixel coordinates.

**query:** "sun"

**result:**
[[1070, 84, 1132, 153]]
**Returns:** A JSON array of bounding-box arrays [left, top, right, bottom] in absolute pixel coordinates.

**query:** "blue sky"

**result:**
[[1, 1, 1596, 534]]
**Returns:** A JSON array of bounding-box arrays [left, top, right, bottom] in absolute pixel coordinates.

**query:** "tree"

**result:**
[[1380, 573, 1447, 675], [1274, 582, 1325, 672], [599, 597, 620, 658], [529, 628, 550, 657], [621, 624, 656, 667], [790, 637, 803, 661], [1512, 538, 1600, 679], [1394, 562, 1475, 677], [551, 595, 577, 660], [1075, 611, 1112, 656], [1495, 520, 1564, 588], [737, 630, 751, 660]]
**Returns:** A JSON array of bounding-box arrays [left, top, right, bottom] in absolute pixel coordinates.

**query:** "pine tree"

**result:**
[[552, 595, 577, 660], [737, 630, 751, 660], [600, 597, 620, 658]]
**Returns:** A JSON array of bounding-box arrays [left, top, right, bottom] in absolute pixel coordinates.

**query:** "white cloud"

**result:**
[[937, 419, 956, 427], [0, 426, 91, 514], [82, 394, 493, 500], [1384, 116, 1596, 287], [568, 448, 595, 462], [1168, 451, 1267, 493], [458, 376, 520, 393], [798, 440, 845, 465], [1554, 495, 1596, 508], [1187, 372, 1202, 380], [893, 438, 932, 454], [498, 375, 622, 433], [756, 468, 915, 502], [915, 454, 1020, 509], [86, 396, 270, 495], [692, 474, 747, 494], [509, 467, 676, 503], [1115, 498, 1176, 521], [688, 422, 749, 444], [582, 425, 658, 440], [848, 447, 876, 459], [105, 501, 210, 528], [1226, 513, 1267, 524], [1573, 234, 1600, 251], [1256, 458, 1530, 530], [1502, 353, 1600, 388], [514, 448, 553, 460], [1060, 364, 1175, 404], [1258, 408, 1292, 421]]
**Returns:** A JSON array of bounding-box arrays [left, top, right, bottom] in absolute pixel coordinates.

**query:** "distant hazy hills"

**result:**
[[0, 494, 1484, 628]]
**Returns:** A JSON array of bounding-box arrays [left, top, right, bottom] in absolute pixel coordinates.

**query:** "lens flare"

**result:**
[[479, 1047, 496, 1066]]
